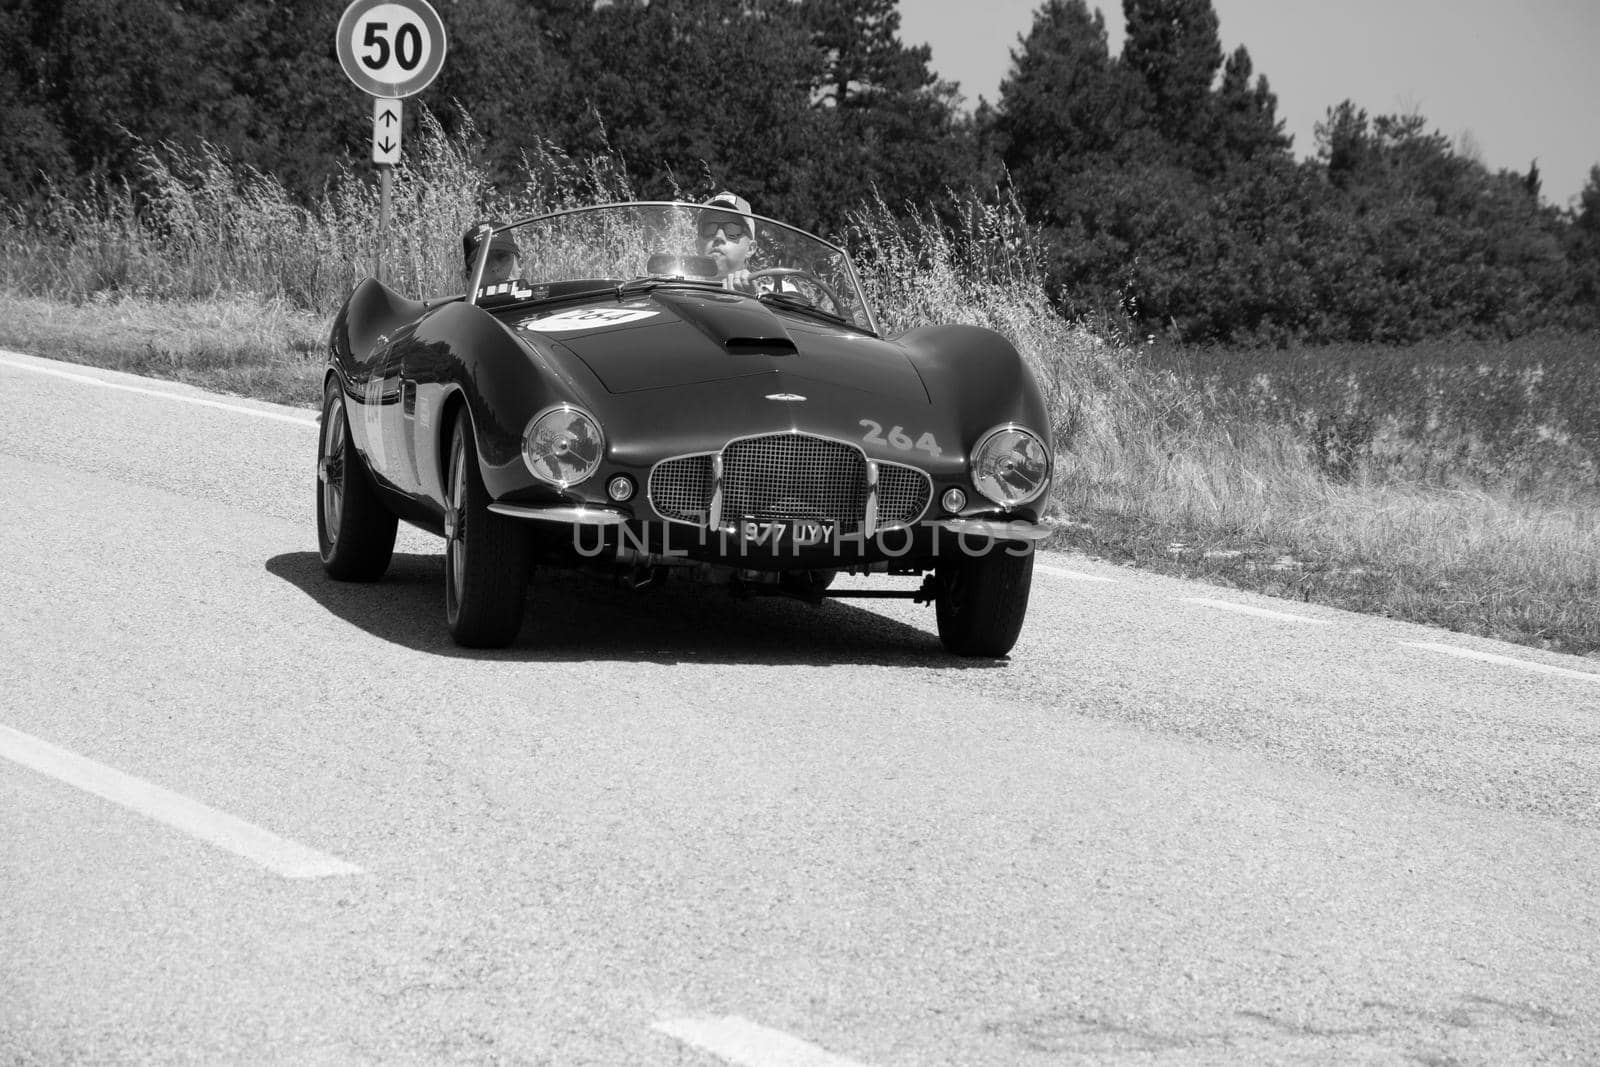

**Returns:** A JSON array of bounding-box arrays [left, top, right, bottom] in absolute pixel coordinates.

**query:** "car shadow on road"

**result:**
[[265, 551, 1006, 669]]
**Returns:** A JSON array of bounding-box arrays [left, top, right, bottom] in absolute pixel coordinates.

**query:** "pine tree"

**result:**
[[0, 0, 71, 202], [1523, 158, 1542, 203], [1119, 0, 1222, 156], [427, 0, 565, 188], [994, 0, 1142, 215], [1314, 100, 1371, 189], [1210, 45, 1290, 172], [1569, 165, 1600, 321], [804, 0, 933, 107], [555, 0, 826, 220], [796, 0, 974, 228]]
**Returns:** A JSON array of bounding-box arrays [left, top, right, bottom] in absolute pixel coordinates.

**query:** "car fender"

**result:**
[[401, 301, 606, 503], [896, 324, 1052, 449], [327, 279, 428, 475]]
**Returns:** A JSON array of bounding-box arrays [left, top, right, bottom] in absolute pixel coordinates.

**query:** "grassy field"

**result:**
[[0, 292, 326, 406], [4, 124, 1598, 658], [1144, 335, 1600, 495]]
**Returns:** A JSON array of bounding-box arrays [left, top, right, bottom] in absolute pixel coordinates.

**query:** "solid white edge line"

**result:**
[[1406, 642, 1600, 683], [1036, 559, 1113, 585], [0, 353, 319, 428], [1182, 596, 1331, 624], [0, 724, 362, 879], [1036, 564, 1115, 582], [653, 1016, 872, 1067]]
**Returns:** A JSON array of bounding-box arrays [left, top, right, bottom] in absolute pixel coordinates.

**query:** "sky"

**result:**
[[897, 0, 1600, 208]]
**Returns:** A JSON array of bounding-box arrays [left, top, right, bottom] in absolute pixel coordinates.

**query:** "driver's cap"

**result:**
[[702, 191, 754, 236], [462, 221, 520, 268]]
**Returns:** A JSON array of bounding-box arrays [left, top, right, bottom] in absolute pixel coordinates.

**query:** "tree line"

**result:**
[[3, 0, 1597, 343]]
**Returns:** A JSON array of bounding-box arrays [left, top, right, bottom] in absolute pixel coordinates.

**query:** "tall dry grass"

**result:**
[[844, 192, 1600, 654], [847, 192, 1148, 461], [846, 191, 1335, 540], [0, 111, 635, 313], [2, 119, 1598, 653]]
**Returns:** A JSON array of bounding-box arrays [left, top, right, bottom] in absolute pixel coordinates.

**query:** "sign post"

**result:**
[[336, 0, 447, 281]]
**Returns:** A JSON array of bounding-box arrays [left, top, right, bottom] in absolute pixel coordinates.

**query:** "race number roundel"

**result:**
[[336, 0, 447, 99]]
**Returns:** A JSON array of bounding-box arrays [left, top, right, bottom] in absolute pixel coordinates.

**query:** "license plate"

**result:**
[[737, 518, 835, 546]]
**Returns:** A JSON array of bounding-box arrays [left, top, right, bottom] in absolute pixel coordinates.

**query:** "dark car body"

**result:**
[[318, 202, 1053, 653]]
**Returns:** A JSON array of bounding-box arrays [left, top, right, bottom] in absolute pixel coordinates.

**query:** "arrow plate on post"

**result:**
[[372, 98, 403, 164]]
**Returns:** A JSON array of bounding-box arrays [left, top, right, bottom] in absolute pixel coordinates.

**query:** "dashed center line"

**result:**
[[0, 724, 362, 879], [1182, 596, 1330, 624], [654, 1016, 873, 1067], [1406, 642, 1600, 683], [0, 352, 319, 428]]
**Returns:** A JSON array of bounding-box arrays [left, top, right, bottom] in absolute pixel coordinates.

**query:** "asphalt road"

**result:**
[[2, 349, 1597, 1066]]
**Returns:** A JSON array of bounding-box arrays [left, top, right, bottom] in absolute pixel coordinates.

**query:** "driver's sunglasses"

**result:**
[[698, 219, 750, 241]]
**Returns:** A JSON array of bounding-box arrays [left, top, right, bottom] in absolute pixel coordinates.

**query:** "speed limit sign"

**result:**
[[336, 0, 447, 99]]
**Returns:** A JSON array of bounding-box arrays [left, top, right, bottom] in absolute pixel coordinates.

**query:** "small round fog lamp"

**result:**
[[941, 487, 967, 514], [607, 475, 635, 502]]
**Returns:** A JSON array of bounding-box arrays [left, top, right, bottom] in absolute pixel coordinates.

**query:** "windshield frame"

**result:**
[[465, 201, 880, 336]]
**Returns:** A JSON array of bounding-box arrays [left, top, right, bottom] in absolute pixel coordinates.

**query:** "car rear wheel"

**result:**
[[934, 546, 1034, 657], [444, 410, 533, 648], [317, 377, 397, 580]]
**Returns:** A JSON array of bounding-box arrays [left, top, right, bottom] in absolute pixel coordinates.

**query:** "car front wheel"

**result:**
[[934, 546, 1034, 657], [444, 410, 533, 647], [317, 377, 397, 580]]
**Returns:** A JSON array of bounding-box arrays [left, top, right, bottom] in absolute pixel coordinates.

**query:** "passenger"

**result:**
[[696, 191, 757, 292], [462, 222, 521, 287]]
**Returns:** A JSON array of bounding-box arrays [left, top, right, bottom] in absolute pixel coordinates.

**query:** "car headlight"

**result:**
[[970, 424, 1049, 508], [522, 405, 604, 487]]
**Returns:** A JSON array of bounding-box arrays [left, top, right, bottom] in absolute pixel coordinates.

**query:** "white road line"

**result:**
[[0, 724, 362, 879], [0, 353, 319, 428], [1405, 642, 1600, 683], [1036, 564, 1116, 582], [653, 1016, 873, 1067], [1182, 596, 1331, 624]]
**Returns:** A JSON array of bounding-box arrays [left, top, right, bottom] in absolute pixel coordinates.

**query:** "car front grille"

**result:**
[[648, 432, 931, 532]]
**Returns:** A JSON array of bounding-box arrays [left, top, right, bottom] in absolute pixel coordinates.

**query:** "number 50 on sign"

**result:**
[[336, 0, 447, 100]]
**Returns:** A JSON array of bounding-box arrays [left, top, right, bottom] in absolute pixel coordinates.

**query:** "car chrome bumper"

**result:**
[[926, 517, 1054, 542], [488, 503, 630, 525]]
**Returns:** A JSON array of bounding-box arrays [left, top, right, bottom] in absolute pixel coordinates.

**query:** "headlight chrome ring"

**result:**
[[970, 424, 1049, 508], [522, 404, 605, 488]]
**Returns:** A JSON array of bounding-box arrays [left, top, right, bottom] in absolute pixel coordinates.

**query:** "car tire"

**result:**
[[317, 377, 397, 580], [444, 410, 533, 648], [934, 546, 1034, 657]]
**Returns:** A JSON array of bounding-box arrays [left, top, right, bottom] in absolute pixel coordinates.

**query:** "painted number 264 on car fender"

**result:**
[[860, 419, 942, 457]]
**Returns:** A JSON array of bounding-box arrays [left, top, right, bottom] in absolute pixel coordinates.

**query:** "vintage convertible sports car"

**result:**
[[319, 201, 1052, 654]]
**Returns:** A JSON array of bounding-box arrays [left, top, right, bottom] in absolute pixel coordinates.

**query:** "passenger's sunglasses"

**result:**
[[698, 219, 750, 240]]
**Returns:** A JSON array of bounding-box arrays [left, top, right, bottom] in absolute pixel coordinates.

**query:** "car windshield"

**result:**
[[474, 202, 878, 334]]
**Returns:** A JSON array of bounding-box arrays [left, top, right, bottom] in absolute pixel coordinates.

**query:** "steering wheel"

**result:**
[[746, 268, 846, 318]]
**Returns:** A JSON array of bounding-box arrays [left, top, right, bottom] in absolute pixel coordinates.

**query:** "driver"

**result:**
[[462, 221, 521, 287], [697, 191, 756, 291]]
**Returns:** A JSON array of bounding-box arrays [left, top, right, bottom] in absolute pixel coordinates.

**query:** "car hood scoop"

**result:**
[[549, 290, 925, 401], [654, 290, 798, 355]]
